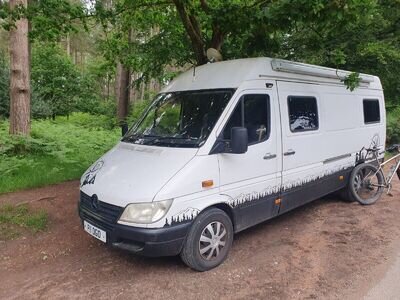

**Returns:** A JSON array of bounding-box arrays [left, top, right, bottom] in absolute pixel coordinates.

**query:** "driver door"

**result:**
[[218, 90, 282, 231]]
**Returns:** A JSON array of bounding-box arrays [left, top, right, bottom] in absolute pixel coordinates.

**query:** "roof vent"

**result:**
[[207, 48, 223, 63]]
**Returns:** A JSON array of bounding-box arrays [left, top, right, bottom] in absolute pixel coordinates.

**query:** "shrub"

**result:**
[[387, 108, 400, 145], [0, 114, 120, 193], [31, 43, 82, 119]]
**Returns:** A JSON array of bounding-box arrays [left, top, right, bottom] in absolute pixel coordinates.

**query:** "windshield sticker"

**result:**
[[81, 160, 104, 187]]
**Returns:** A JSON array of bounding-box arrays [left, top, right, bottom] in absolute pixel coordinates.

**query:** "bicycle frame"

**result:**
[[380, 152, 400, 186], [365, 147, 400, 193]]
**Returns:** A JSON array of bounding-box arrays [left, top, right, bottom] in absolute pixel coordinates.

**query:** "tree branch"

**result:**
[[172, 0, 206, 65]]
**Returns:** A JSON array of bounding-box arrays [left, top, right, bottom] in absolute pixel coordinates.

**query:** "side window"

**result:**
[[363, 99, 380, 124], [288, 96, 319, 132], [223, 94, 270, 144]]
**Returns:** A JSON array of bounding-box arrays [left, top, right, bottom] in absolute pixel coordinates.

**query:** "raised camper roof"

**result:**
[[162, 57, 382, 93]]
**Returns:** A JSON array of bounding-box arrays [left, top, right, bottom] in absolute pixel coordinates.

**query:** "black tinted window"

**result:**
[[224, 94, 270, 144], [288, 96, 319, 132], [363, 99, 380, 124]]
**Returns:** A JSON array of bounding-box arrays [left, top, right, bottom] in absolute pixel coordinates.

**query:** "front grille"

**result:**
[[79, 191, 123, 231]]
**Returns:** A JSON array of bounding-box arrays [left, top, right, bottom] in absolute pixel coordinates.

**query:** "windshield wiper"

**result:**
[[122, 134, 197, 145], [144, 136, 197, 145], [122, 133, 157, 142]]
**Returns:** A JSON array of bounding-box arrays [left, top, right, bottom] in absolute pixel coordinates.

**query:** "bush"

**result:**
[[31, 43, 110, 119], [387, 108, 400, 145], [75, 96, 117, 118], [0, 113, 120, 193]]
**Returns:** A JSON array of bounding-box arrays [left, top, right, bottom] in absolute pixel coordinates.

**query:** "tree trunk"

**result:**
[[115, 62, 130, 126], [66, 33, 71, 58], [9, 0, 30, 136], [140, 81, 145, 101]]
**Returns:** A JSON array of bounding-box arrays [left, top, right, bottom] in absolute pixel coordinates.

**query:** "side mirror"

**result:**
[[231, 127, 248, 154]]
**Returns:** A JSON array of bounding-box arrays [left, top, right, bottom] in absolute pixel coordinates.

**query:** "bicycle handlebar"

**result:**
[[364, 147, 381, 152]]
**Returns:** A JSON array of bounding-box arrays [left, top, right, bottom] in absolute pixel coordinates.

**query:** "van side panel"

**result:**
[[277, 81, 385, 213], [280, 168, 351, 213]]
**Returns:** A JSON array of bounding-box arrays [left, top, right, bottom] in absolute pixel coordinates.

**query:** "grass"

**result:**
[[0, 204, 48, 240], [0, 113, 120, 194]]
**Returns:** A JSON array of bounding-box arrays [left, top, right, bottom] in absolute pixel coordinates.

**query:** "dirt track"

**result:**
[[0, 178, 399, 300]]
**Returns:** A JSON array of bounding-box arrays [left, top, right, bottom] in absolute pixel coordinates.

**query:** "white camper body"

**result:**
[[79, 58, 385, 271]]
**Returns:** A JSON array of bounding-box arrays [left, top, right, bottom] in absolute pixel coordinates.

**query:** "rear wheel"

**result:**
[[350, 163, 385, 205], [180, 208, 233, 272]]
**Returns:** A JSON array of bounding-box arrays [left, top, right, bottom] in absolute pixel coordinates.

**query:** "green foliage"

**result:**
[[0, 203, 48, 240], [31, 42, 117, 120], [0, 133, 59, 156], [387, 108, 400, 145], [0, 113, 120, 194], [0, 49, 9, 118], [342, 73, 361, 92], [127, 99, 152, 126], [73, 57, 116, 116], [88, 0, 399, 101], [1, 0, 89, 41], [0, 0, 399, 181], [31, 43, 81, 118], [275, 0, 400, 103]]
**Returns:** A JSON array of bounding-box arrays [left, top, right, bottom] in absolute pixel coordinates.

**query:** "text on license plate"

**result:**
[[84, 220, 106, 243]]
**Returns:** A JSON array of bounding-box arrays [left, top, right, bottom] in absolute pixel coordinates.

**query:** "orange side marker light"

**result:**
[[202, 180, 214, 188], [339, 175, 344, 181]]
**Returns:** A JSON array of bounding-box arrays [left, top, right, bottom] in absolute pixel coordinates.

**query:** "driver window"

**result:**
[[223, 94, 270, 144]]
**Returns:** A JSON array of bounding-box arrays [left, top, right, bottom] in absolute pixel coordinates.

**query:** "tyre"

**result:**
[[338, 185, 357, 202], [349, 163, 385, 205], [180, 208, 234, 272]]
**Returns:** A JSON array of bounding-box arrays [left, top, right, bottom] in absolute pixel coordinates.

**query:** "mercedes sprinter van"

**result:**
[[79, 58, 385, 271]]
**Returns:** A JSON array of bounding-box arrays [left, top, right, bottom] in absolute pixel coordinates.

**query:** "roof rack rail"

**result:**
[[271, 59, 374, 84]]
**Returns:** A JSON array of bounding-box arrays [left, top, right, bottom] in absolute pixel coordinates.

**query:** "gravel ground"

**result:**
[[0, 177, 399, 300]]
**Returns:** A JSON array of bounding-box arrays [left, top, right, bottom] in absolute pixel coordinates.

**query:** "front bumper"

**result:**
[[107, 222, 191, 256], [78, 192, 191, 257]]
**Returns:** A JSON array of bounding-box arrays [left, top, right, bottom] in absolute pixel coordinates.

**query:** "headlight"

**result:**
[[118, 199, 173, 224]]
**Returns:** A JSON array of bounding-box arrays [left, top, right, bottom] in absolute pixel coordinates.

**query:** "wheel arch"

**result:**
[[203, 202, 238, 232]]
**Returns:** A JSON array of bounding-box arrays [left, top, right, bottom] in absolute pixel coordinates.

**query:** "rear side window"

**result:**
[[223, 94, 270, 144], [363, 99, 380, 124], [288, 96, 319, 132]]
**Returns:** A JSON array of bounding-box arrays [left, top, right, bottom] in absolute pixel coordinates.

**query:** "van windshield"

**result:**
[[122, 89, 234, 148]]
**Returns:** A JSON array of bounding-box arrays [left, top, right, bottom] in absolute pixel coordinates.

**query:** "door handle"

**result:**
[[284, 150, 296, 156], [264, 153, 277, 160]]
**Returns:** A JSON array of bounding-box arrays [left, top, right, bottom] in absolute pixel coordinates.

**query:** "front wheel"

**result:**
[[180, 208, 233, 272], [350, 163, 385, 205]]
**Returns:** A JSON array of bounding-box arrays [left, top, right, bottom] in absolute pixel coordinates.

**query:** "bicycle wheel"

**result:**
[[350, 163, 385, 205]]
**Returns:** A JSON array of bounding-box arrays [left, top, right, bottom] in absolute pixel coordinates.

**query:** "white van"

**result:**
[[79, 58, 386, 271]]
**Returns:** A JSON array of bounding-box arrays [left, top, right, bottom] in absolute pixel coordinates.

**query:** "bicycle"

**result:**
[[350, 144, 400, 205]]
